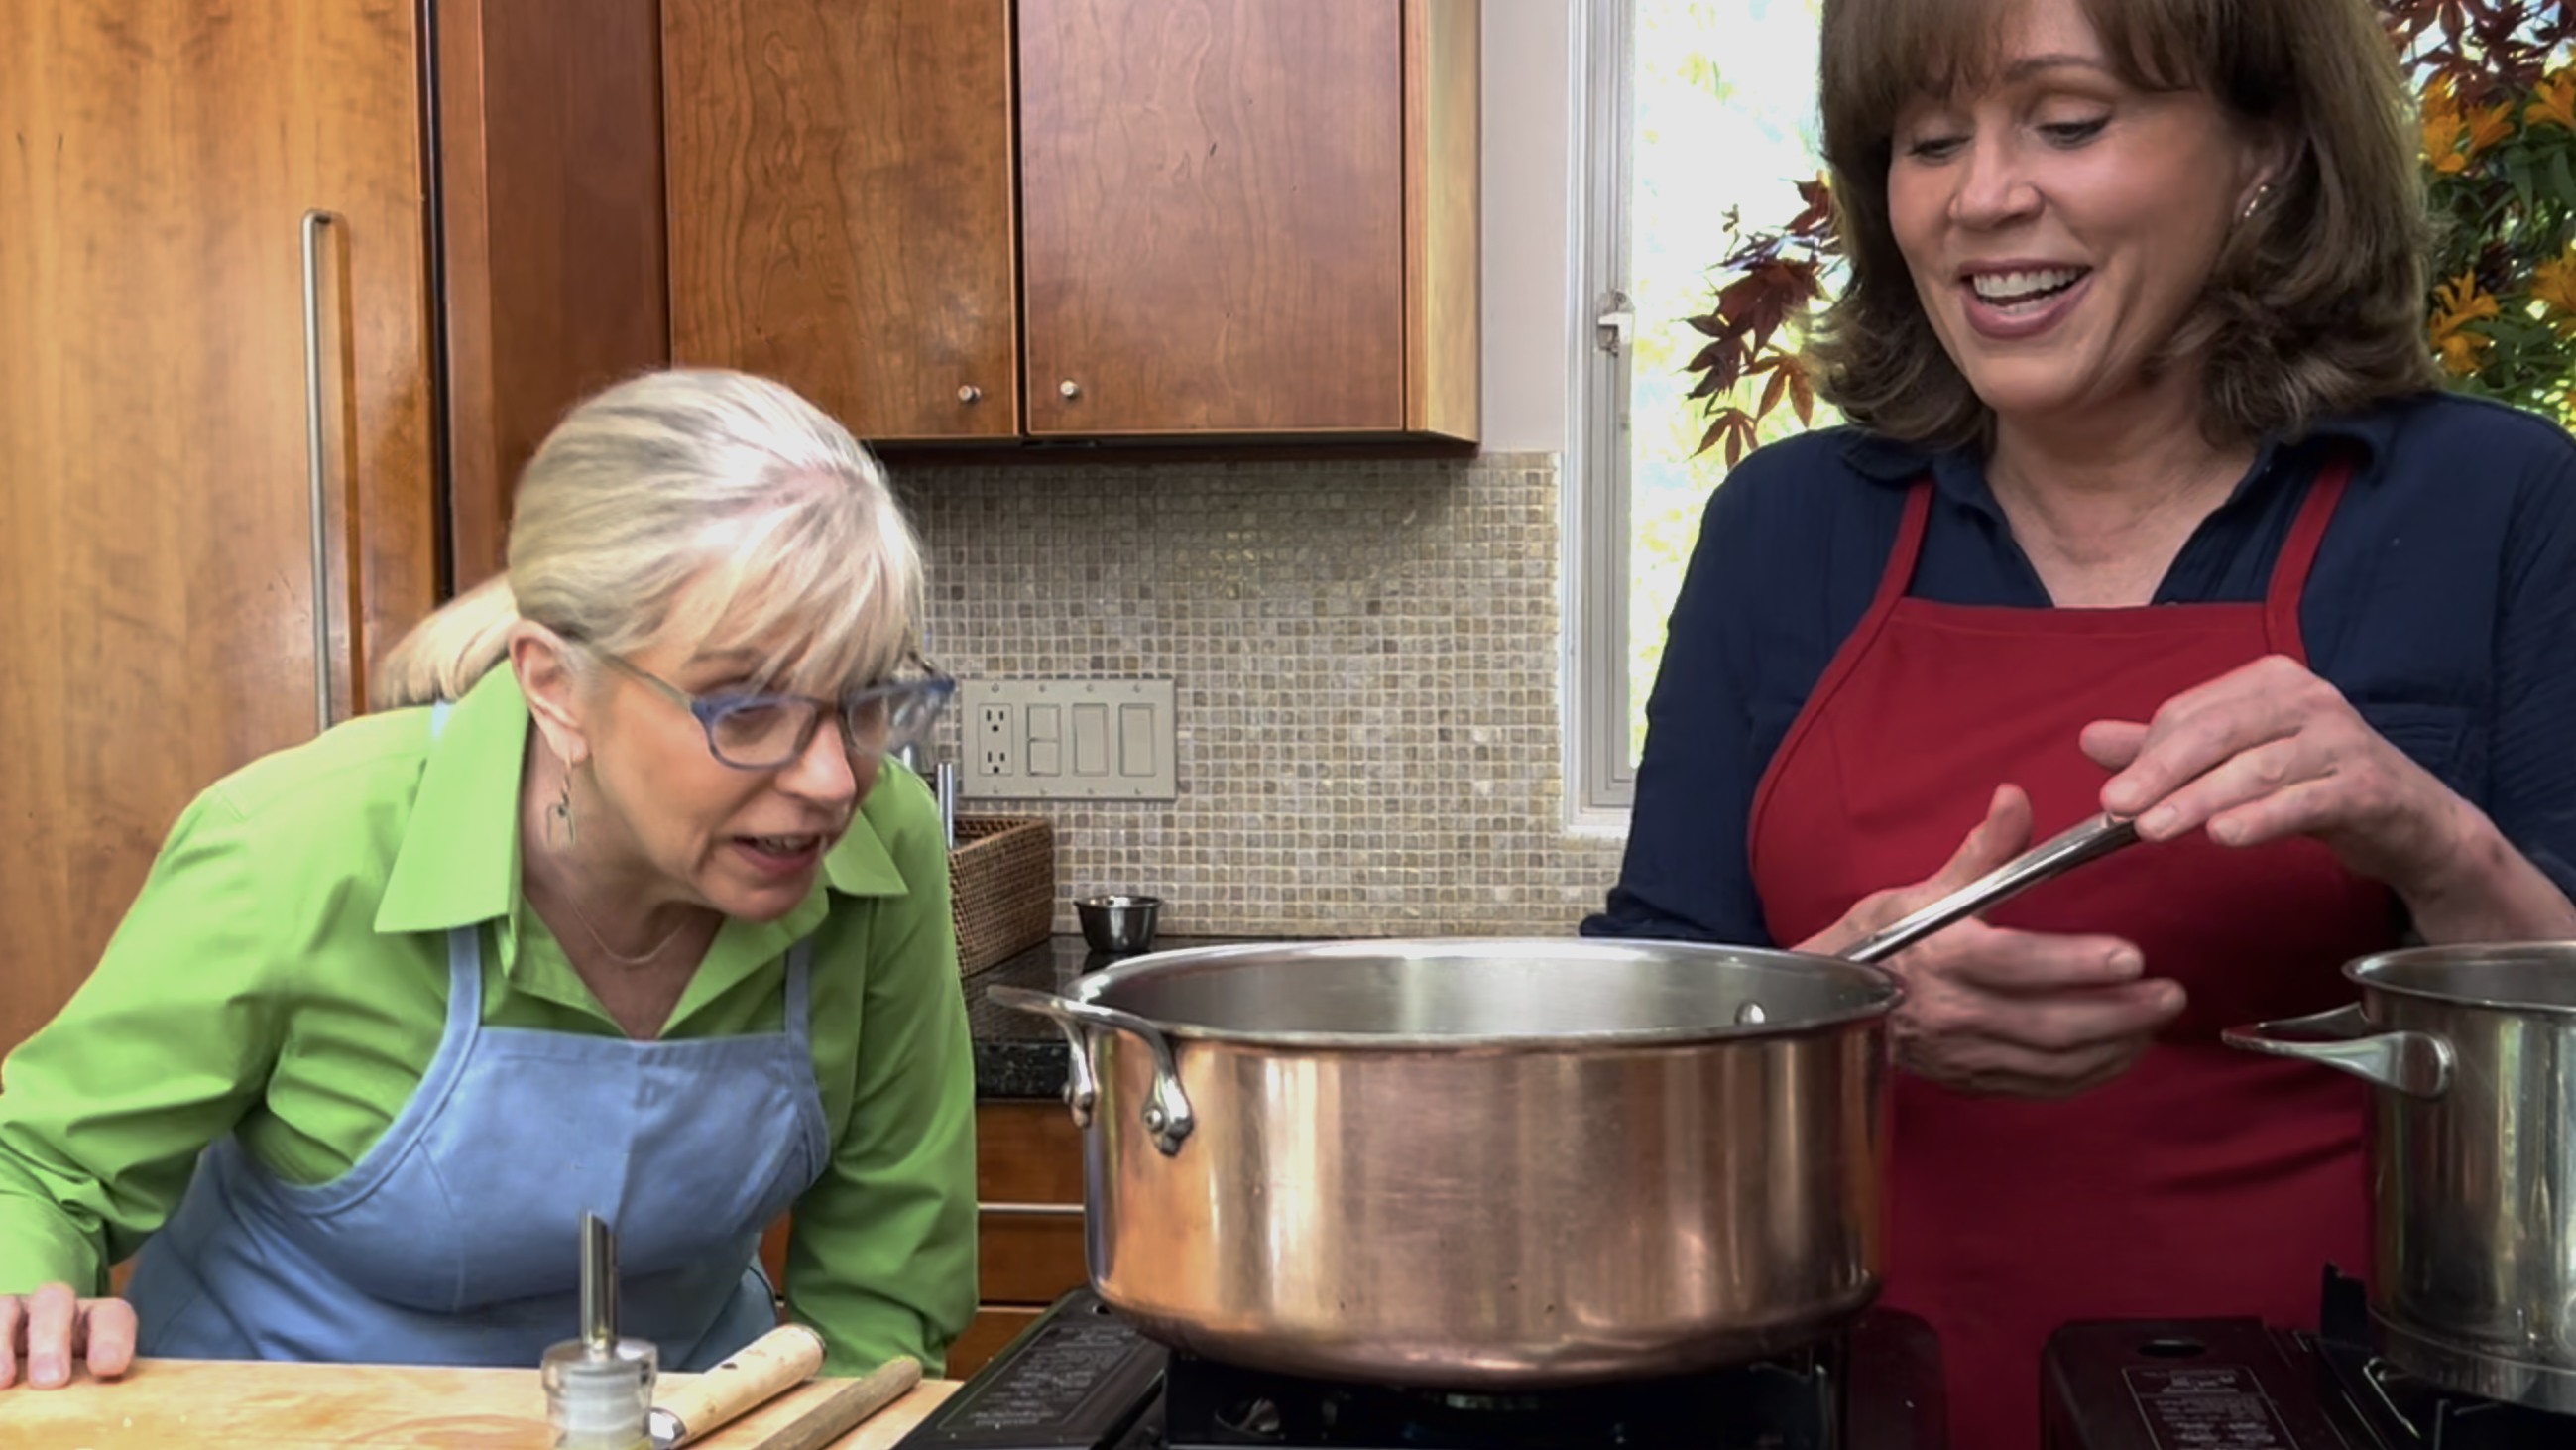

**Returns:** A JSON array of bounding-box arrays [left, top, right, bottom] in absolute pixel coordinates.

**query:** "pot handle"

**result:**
[[2219, 1002, 2454, 1100], [985, 986, 1196, 1155]]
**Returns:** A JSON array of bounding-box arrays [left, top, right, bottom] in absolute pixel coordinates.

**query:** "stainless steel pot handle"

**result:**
[[2220, 1002, 2454, 1099], [986, 986, 1196, 1155], [1841, 811, 2142, 965], [981, 985, 1103, 1124]]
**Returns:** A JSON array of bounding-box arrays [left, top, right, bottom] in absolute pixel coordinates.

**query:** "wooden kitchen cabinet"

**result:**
[[964, 1100, 1091, 1376], [438, 2, 677, 588], [662, 0, 1023, 443], [0, 0, 667, 1063], [754, 1100, 1087, 1379], [660, 0, 1477, 447], [1018, 0, 1477, 439]]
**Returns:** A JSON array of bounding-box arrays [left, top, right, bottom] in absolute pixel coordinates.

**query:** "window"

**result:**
[[1570, 0, 1835, 816]]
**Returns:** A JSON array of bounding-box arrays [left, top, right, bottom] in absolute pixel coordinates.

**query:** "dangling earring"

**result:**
[[546, 773, 578, 852], [2238, 181, 2273, 224]]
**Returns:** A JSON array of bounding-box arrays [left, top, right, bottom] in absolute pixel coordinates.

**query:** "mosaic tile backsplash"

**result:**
[[895, 450, 1631, 939]]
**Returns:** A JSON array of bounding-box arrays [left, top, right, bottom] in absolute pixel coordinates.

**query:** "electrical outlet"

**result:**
[[958, 678, 1178, 800], [977, 703, 1012, 778]]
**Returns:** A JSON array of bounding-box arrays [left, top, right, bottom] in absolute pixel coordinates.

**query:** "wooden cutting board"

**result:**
[[0, 1359, 958, 1450]]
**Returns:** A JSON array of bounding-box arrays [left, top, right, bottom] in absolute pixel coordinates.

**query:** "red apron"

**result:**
[[1746, 461, 2389, 1450]]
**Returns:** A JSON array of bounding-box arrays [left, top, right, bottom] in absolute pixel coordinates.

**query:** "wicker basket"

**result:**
[[949, 815, 1056, 975]]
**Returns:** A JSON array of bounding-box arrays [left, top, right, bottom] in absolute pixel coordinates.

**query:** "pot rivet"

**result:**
[[1143, 1106, 1167, 1131]]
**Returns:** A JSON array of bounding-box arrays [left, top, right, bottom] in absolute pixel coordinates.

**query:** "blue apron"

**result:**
[[127, 701, 830, 1371]]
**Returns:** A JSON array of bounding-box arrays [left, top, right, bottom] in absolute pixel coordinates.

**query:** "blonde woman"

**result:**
[[0, 369, 976, 1390]]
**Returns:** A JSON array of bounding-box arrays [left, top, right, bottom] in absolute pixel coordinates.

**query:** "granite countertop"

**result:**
[[966, 934, 1264, 1099]]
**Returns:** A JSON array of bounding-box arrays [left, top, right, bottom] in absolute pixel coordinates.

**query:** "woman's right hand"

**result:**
[[1797, 785, 2185, 1098], [0, 1283, 137, 1390]]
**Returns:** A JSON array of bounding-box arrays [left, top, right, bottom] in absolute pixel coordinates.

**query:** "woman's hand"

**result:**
[[2082, 655, 2470, 890], [2082, 655, 2576, 942], [1800, 785, 2185, 1098], [0, 1284, 136, 1390]]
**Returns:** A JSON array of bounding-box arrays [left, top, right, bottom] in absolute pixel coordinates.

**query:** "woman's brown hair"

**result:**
[[1807, 0, 2445, 449]]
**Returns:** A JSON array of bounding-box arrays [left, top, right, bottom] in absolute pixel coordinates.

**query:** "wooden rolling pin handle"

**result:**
[[650, 1322, 827, 1447], [744, 1356, 924, 1450]]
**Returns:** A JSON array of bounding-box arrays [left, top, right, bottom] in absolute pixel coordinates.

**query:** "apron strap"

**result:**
[[1874, 479, 1936, 616], [781, 939, 817, 1043], [1746, 479, 1936, 873], [425, 700, 485, 1027], [2262, 451, 2357, 659]]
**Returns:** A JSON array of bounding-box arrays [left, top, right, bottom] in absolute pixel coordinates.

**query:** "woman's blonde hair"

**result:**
[[376, 368, 924, 708], [1807, 0, 2444, 449]]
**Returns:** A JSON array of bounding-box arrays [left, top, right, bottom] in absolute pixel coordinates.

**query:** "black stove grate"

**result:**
[[1156, 1335, 1844, 1449], [892, 1289, 1946, 1450], [2306, 1268, 2572, 1450]]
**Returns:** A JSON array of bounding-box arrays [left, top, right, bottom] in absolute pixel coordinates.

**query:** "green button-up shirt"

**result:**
[[0, 665, 978, 1374]]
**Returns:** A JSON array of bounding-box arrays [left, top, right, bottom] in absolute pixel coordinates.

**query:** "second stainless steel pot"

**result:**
[[2224, 942, 2576, 1414], [992, 937, 1900, 1389]]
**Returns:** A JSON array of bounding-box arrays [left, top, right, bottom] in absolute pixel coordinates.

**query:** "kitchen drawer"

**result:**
[[979, 1203, 1088, 1304], [977, 1100, 1090, 1304], [949, 1304, 1047, 1380], [751, 1100, 1092, 1356], [977, 1099, 1085, 1203], [752, 1204, 1085, 1330]]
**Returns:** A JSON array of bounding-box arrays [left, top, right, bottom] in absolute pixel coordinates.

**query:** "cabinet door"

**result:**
[[0, 0, 434, 1058], [1018, 0, 1407, 437], [438, 0, 675, 587], [663, 0, 1020, 443]]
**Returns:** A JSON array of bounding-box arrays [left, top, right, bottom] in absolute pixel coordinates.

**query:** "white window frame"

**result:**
[[1565, 0, 1637, 825]]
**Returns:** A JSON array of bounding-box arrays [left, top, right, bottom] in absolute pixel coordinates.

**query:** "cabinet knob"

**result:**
[[957, 384, 982, 405], [1058, 380, 1082, 400]]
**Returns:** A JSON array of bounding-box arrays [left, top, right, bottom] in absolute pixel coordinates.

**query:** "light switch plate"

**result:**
[[958, 678, 1178, 801]]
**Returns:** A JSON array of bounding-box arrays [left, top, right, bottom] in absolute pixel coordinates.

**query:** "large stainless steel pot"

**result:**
[[2224, 943, 2576, 1414], [990, 937, 1901, 1389]]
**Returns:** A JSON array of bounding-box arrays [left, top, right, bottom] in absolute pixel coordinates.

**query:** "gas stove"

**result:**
[[2042, 1268, 2574, 1448], [892, 1287, 1946, 1449]]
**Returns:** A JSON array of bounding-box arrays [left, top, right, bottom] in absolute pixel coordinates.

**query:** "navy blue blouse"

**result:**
[[1581, 390, 2576, 946]]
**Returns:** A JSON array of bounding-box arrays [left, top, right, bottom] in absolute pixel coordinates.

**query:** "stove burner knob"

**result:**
[[1216, 1397, 1285, 1439]]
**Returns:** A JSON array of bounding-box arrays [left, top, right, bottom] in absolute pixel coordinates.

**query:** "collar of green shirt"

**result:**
[[371, 664, 908, 990]]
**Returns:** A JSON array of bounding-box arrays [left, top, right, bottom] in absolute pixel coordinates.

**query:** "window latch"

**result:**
[[1594, 292, 1635, 355]]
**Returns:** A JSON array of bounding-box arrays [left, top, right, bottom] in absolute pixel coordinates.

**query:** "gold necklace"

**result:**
[[537, 753, 693, 967], [558, 889, 694, 967]]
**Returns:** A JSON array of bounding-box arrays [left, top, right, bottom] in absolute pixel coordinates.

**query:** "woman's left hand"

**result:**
[[2077, 655, 2475, 903]]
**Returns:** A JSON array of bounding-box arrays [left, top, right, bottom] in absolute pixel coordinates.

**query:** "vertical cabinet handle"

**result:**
[[300, 209, 340, 735]]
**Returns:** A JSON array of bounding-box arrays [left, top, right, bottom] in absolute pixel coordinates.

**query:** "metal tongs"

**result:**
[[1838, 811, 2142, 965]]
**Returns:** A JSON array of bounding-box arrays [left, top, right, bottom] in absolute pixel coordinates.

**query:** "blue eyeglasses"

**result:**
[[581, 645, 956, 771]]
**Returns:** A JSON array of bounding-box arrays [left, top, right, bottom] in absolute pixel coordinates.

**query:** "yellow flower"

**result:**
[[2528, 69, 2576, 133], [2433, 271, 2502, 328], [2422, 77, 2468, 169], [2420, 73, 2516, 172], [2434, 328, 2494, 377], [2430, 271, 2501, 377], [2465, 101, 2517, 159], [2532, 248, 2576, 335]]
